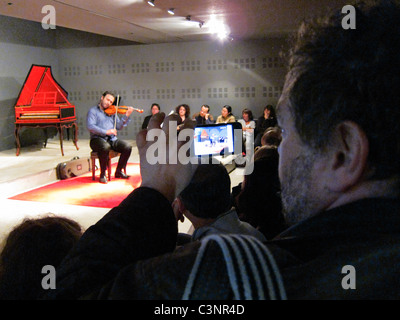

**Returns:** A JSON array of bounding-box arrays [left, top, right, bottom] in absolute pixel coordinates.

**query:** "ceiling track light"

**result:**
[[168, 8, 175, 15], [185, 15, 204, 28], [147, 0, 155, 7]]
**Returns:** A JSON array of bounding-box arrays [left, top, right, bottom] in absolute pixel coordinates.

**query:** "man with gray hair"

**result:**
[[47, 0, 400, 300]]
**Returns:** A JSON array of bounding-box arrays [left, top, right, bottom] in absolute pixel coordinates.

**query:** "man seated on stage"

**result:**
[[192, 104, 215, 125], [87, 91, 134, 184]]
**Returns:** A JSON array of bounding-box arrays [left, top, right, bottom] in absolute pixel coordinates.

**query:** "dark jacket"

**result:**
[[44, 187, 178, 300], [255, 116, 277, 137], [45, 187, 400, 300], [141, 115, 152, 129]]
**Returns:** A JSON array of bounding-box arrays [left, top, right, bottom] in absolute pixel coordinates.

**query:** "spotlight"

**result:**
[[217, 31, 228, 40], [168, 8, 175, 15], [147, 0, 155, 7]]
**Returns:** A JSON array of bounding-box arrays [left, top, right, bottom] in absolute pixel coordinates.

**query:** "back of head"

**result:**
[[244, 148, 280, 191], [284, 0, 400, 180], [179, 163, 231, 219], [0, 216, 82, 300], [261, 127, 282, 147], [236, 151, 286, 238], [254, 145, 279, 162]]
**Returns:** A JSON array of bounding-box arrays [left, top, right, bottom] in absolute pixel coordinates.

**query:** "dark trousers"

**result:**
[[90, 138, 132, 176]]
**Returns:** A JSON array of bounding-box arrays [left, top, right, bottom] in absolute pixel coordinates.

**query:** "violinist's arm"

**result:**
[[87, 108, 109, 137], [115, 113, 131, 130]]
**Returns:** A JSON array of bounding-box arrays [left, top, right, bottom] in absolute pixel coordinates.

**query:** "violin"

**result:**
[[105, 105, 144, 116]]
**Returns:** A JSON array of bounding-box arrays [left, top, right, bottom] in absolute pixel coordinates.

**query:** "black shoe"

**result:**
[[115, 171, 130, 179], [99, 175, 108, 184]]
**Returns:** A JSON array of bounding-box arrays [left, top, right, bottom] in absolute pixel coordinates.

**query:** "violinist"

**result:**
[[86, 91, 134, 184]]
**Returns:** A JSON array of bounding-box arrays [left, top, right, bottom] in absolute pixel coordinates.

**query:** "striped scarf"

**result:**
[[182, 234, 286, 300]]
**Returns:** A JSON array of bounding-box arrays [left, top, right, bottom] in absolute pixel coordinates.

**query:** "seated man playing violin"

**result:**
[[86, 91, 136, 184]]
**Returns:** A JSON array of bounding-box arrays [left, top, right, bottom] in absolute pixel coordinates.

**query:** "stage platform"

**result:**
[[0, 138, 245, 248], [0, 138, 139, 198], [0, 139, 131, 247]]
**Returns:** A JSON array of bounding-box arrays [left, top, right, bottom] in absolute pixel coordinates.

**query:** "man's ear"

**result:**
[[176, 196, 186, 213], [172, 197, 186, 223], [327, 121, 369, 192]]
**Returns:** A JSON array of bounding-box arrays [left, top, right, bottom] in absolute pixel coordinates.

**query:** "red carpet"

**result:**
[[9, 163, 142, 209]]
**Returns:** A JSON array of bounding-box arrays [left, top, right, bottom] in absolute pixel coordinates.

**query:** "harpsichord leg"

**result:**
[[15, 125, 21, 156], [73, 122, 79, 151], [57, 124, 64, 156]]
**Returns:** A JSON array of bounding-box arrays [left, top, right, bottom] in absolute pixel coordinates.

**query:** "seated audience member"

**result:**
[[175, 104, 191, 131], [0, 216, 82, 300], [141, 103, 160, 129], [173, 163, 266, 242], [192, 105, 215, 125], [238, 108, 256, 154], [216, 105, 236, 123], [254, 105, 277, 148], [46, 1, 400, 300], [235, 147, 287, 239]]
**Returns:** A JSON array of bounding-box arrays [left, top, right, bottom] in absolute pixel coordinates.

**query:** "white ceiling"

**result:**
[[0, 0, 350, 44]]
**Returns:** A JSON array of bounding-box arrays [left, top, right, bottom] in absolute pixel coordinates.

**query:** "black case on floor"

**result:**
[[56, 156, 91, 180]]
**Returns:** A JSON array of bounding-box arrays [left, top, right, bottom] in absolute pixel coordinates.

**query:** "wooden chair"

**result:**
[[90, 150, 126, 181]]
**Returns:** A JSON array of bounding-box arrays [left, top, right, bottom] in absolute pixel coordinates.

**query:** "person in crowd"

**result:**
[[141, 103, 160, 129], [232, 127, 282, 211], [216, 105, 236, 123], [261, 126, 281, 148], [192, 105, 215, 125], [254, 126, 282, 157], [173, 163, 266, 242], [46, 0, 400, 300], [234, 147, 287, 239], [238, 108, 256, 154], [87, 91, 134, 184], [175, 104, 191, 131], [254, 105, 277, 147], [0, 216, 83, 300]]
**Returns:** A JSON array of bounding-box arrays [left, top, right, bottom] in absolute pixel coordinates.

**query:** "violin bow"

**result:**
[[114, 94, 119, 130]]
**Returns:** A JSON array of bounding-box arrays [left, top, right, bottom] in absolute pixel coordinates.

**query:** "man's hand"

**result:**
[[106, 129, 117, 136], [125, 106, 134, 117], [136, 113, 197, 203]]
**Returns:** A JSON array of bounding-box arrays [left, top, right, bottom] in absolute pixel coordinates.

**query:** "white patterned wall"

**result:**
[[58, 39, 288, 140]]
